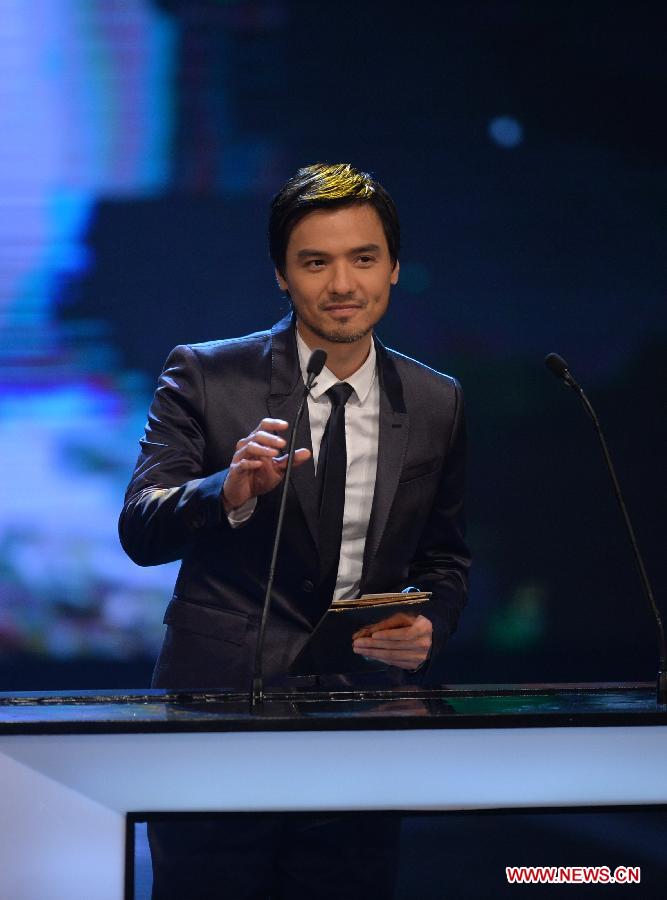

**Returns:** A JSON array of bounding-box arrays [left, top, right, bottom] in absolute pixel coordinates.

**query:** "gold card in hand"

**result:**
[[331, 591, 431, 610]]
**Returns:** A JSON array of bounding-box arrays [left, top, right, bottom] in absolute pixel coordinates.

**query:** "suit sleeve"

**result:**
[[118, 344, 231, 566], [406, 378, 470, 682]]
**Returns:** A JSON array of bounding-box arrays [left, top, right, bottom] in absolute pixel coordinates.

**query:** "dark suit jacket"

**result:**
[[119, 313, 470, 690]]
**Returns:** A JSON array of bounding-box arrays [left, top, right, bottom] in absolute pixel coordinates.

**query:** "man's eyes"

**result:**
[[304, 256, 375, 269]]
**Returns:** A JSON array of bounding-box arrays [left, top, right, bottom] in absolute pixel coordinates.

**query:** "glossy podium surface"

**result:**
[[1, 683, 665, 900], [1, 681, 665, 732]]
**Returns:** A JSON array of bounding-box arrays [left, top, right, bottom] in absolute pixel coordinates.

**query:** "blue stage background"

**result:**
[[0, 0, 665, 688]]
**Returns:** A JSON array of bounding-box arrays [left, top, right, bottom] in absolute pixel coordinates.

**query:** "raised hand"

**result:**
[[222, 418, 311, 511]]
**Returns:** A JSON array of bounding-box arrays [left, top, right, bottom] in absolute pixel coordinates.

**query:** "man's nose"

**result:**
[[327, 262, 354, 296]]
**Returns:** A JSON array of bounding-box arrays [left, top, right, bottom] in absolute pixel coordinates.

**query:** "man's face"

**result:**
[[276, 203, 399, 346]]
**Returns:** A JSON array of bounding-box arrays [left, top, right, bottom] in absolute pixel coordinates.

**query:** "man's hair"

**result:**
[[269, 163, 400, 277]]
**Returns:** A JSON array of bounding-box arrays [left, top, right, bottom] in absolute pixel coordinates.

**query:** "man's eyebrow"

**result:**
[[295, 243, 382, 259], [296, 248, 329, 259]]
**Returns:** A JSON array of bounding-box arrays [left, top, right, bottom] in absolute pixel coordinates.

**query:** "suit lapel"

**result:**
[[266, 313, 319, 549], [361, 338, 409, 583]]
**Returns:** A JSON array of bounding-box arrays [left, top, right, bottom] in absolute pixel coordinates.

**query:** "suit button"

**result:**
[[302, 579, 314, 593]]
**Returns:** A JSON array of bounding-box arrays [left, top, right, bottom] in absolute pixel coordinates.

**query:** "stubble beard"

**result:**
[[305, 320, 373, 344], [298, 299, 379, 345]]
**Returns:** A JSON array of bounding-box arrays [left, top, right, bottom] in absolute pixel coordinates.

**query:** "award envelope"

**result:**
[[289, 592, 432, 676]]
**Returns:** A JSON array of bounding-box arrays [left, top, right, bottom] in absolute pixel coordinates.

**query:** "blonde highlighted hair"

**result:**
[[269, 163, 399, 276]]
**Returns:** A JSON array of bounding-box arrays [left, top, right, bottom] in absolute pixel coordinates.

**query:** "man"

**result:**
[[120, 162, 469, 691], [120, 163, 470, 897]]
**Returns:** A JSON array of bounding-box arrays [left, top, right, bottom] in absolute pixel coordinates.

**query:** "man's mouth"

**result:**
[[323, 303, 363, 313]]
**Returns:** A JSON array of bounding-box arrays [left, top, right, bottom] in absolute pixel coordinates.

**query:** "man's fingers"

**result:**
[[272, 448, 312, 468], [290, 448, 312, 464], [370, 615, 432, 641], [235, 419, 288, 450], [236, 431, 287, 452], [253, 430, 288, 447], [369, 627, 415, 641], [246, 440, 281, 456], [354, 637, 430, 651], [233, 458, 263, 470], [353, 613, 432, 665], [256, 418, 289, 433], [233, 440, 281, 462]]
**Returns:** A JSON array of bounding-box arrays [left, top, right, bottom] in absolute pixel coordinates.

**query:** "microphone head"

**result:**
[[544, 352, 570, 381], [307, 348, 327, 377]]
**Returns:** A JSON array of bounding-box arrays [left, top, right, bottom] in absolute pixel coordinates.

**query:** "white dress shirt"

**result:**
[[228, 329, 380, 602], [296, 329, 379, 600]]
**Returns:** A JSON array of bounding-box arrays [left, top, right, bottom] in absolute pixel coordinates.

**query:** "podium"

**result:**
[[1, 682, 666, 899]]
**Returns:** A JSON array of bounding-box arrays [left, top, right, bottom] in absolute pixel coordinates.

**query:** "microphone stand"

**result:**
[[251, 355, 324, 708], [545, 353, 667, 705]]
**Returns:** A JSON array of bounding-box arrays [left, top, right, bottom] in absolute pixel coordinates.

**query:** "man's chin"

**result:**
[[309, 322, 372, 345]]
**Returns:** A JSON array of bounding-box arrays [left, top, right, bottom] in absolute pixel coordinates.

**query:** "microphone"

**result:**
[[544, 352, 667, 705], [251, 348, 327, 706], [544, 352, 575, 386], [307, 348, 327, 380]]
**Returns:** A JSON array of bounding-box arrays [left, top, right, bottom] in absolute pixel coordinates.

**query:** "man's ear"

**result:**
[[390, 259, 400, 286], [275, 268, 288, 291]]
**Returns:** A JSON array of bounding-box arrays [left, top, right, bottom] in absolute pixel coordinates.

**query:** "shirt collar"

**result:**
[[296, 327, 377, 404]]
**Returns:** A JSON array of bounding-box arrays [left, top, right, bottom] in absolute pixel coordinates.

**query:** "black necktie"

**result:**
[[317, 382, 354, 597]]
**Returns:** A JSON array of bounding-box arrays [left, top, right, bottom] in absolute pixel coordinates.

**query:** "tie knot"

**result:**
[[326, 382, 354, 408]]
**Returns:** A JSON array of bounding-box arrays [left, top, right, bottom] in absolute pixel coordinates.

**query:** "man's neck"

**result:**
[[296, 322, 372, 380]]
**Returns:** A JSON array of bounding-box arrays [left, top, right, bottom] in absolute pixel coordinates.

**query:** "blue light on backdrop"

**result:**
[[0, 2, 178, 659], [488, 116, 524, 148]]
